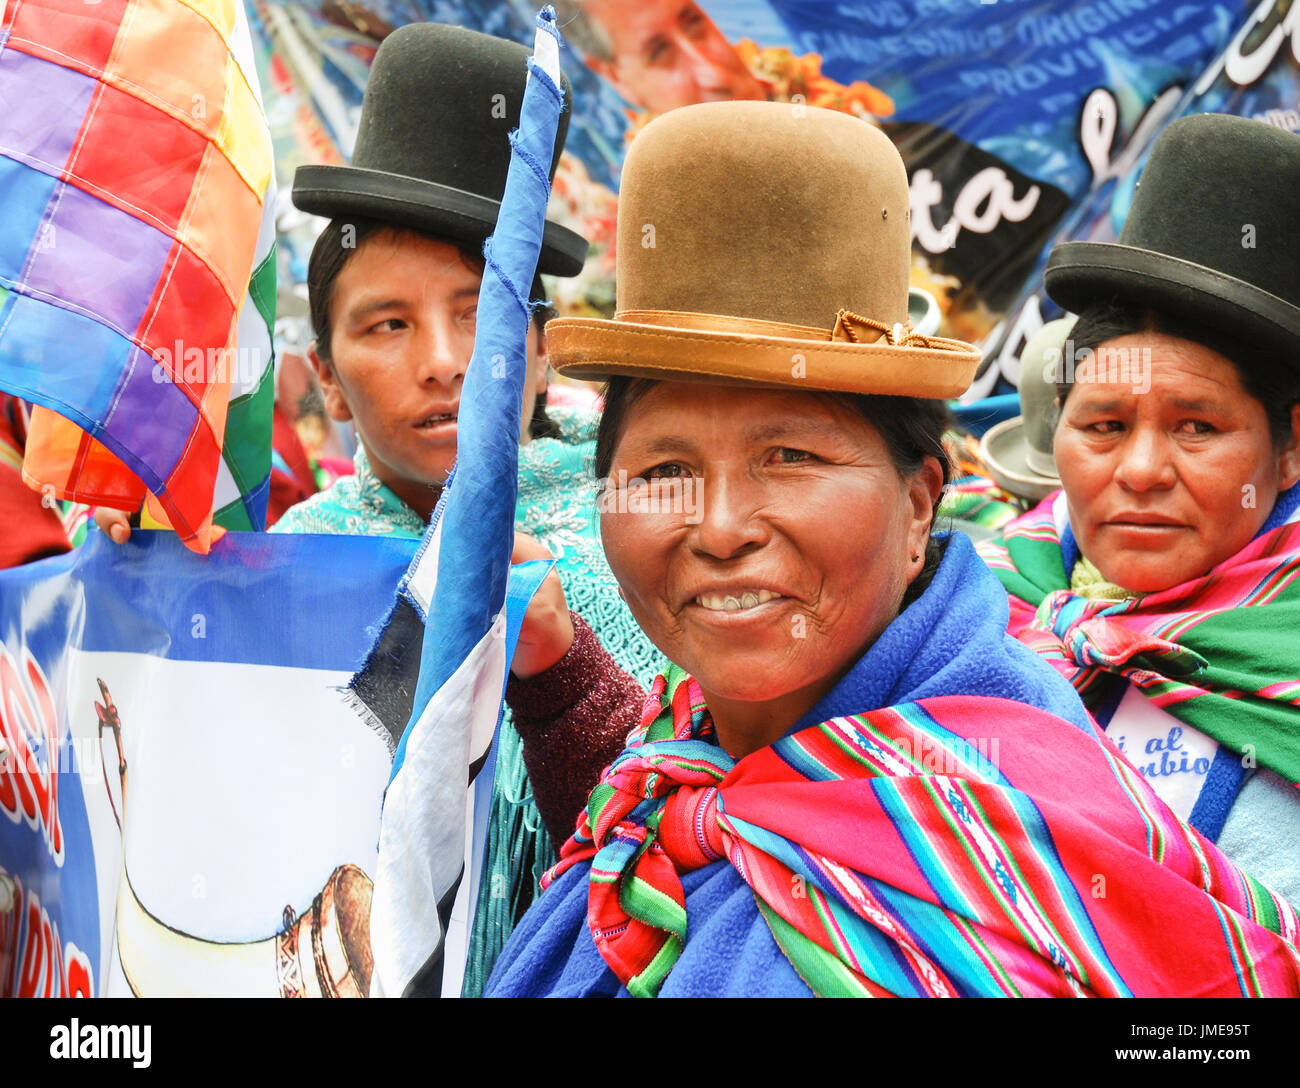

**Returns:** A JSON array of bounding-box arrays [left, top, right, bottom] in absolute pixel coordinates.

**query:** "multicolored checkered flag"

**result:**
[[0, 0, 276, 550]]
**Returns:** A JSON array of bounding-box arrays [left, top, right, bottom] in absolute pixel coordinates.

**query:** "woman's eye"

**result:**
[[771, 447, 814, 464], [1086, 420, 1123, 435], [1178, 419, 1216, 435]]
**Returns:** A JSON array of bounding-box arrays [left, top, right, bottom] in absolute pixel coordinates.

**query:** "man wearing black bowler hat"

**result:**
[[274, 20, 590, 535], [270, 21, 666, 999]]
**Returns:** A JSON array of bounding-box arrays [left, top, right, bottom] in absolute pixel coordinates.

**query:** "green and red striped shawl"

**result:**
[[979, 489, 1300, 786], [542, 664, 1300, 997]]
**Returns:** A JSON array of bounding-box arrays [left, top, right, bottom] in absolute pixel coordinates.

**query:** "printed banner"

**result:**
[[976, 0, 1300, 398], [0, 529, 415, 997], [252, 0, 1241, 350]]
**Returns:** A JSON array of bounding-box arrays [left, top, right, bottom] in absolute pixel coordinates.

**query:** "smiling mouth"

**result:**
[[415, 413, 457, 429], [695, 589, 782, 613]]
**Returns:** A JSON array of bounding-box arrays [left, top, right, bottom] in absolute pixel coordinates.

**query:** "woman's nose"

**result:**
[[688, 474, 769, 559], [1113, 427, 1177, 492]]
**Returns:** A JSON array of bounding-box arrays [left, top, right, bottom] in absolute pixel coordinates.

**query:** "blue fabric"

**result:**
[[485, 530, 1094, 997], [1187, 744, 1249, 843], [1061, 521, 1080, 581], [1215, 767, 1300, 911], [488, 861, 812, 997], [949, 393, 1020, 437], [1258, 481, 1300, 536], [416, 28, 563, 706]]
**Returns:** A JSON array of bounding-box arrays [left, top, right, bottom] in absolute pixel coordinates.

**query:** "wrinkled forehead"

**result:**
[[609, 382, 883, 450], [1063, 332, 1249, 403]]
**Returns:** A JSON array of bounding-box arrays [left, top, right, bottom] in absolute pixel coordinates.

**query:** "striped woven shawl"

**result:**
[[544, 663, 1300, 997]]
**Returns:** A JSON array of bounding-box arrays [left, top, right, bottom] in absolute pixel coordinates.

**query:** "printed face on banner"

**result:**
[[257, 0, 1249, 363], [578, 0, 767, 111]]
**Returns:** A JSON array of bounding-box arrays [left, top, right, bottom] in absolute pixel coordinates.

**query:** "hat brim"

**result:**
[[979, 415, 1060, 502], [292, 164, 589, 277], [1044, 242, 1300, 361], [547, 317, 981, 398]]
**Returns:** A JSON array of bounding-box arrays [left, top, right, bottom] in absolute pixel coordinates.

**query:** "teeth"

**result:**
[[696, 589, 780, 612]]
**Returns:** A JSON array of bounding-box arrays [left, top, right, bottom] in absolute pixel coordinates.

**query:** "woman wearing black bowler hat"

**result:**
[[985, 113, 1300, 907]]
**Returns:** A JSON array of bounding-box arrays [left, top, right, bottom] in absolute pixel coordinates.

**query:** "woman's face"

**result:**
[[312, 228, 547, 520], [601, 383, 941, 754], [1055, 332, 1300, 593]]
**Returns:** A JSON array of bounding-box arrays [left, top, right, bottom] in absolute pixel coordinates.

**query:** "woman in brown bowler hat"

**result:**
[[487, 102, 1300, 998]]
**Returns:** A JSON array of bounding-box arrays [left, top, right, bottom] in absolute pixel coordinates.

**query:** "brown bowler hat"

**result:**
[[548, 100, 980, 396]]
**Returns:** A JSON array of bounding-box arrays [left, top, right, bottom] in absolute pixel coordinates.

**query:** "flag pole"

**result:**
[[369, 6, 568, 998]]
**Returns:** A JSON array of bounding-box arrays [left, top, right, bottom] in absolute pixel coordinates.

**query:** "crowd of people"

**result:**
[[4, 15, 1299, 997]]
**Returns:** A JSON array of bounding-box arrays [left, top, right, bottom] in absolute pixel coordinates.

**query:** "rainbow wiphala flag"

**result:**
[[0, 0, 276, 549]]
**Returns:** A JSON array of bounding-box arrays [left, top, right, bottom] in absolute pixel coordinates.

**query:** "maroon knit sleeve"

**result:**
[[505, 612, 647, 845]]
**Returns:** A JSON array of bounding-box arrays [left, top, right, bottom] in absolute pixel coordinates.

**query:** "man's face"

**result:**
[[312, 228, 547, 521], [584, 0, 766, 113]]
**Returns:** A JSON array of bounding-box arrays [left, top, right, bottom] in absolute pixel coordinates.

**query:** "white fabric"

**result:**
[[405, 513, 445, 619], [369, 612, 508, 997], [1104, 684, 1219, 821], [533, 17, 560, 82]]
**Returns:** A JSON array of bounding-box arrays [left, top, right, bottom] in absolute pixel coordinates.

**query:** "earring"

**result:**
[[911, 553, 920, 562]]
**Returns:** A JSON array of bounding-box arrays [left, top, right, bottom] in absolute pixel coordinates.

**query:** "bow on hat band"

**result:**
[[613, 308, 974, 354], [831, 309, 942, 348]]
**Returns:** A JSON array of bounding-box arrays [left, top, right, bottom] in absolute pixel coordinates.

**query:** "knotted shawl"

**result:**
[[517, 533, 1299, 997], [979, 487, 1300, 786], [544, 671, 1300, 996]]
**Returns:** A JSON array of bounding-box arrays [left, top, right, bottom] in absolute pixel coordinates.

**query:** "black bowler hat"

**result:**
[[291, 22, 589, 277], [1045, 113, 1300, 363]]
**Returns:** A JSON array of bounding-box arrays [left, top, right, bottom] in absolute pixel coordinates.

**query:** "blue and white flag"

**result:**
[[367, 6, 569, 999]]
